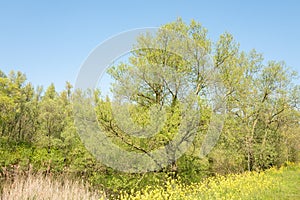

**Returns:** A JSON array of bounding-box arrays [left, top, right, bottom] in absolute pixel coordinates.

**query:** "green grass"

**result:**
[[1, 163, 299, 199], [262, 163, 300, 200], [120, 162, 300, 200]]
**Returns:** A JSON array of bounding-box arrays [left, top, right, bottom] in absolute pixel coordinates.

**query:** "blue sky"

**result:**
[[0, 0, 299, 91]]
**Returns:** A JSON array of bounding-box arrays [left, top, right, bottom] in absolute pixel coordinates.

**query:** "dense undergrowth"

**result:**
[[1, 162, 299, 200]]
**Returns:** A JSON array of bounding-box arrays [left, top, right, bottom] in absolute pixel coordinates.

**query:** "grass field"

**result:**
[[1, 162, 299, 200], [120, 162, 300, 200]]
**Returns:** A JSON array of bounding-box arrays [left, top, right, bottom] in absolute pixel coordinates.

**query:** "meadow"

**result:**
[[1, 162, 299, 200], [118, 162, 300, 200]]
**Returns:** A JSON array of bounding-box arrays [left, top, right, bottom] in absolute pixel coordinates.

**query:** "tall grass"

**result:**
[[1, 163, 299, 200], [1, 173, 104, 200]]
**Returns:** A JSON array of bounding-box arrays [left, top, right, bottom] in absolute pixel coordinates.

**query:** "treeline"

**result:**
[[0, 71, 101, 175], [1, 19, 300, 194]]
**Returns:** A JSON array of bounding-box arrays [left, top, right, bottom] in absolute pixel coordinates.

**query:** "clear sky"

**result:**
[[1, 0, 299, 91]]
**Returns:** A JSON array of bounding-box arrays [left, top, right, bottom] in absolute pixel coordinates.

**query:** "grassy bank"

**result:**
[[1, 162, 299, 200], [120, 162, 300, 200]]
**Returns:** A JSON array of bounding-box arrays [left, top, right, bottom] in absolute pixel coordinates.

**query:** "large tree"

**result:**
[[92, 19, 299, 174]]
